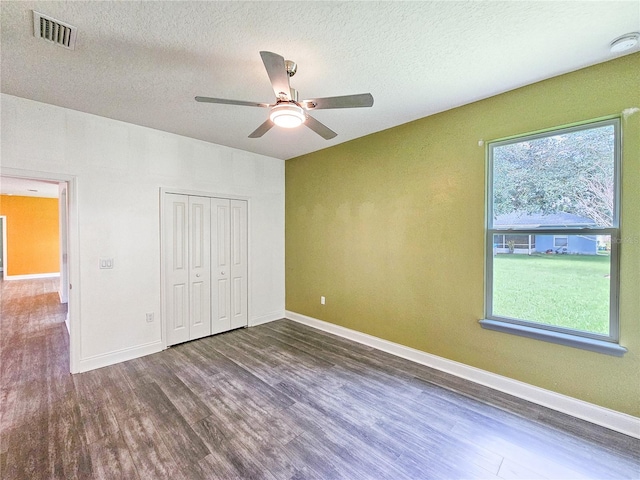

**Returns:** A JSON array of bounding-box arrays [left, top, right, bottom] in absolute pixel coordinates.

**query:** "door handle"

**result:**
[[221, 271, 225, 275], [196, 273, 201, 277]]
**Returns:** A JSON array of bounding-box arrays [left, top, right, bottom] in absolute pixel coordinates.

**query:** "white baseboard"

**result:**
[[58, 288, 68, 304], [5, 272, 60, 280], [64, 313, 70, 334], [77, 340, 163, 373], [285, 310, 640, 439], [250, 310, 284, 327]]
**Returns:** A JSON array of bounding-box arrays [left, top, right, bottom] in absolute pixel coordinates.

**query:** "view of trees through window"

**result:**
[[487, 120, 619, 341], [493, 124, 615, 227]]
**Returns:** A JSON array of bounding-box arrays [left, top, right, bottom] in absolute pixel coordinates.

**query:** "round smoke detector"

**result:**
[[610, 33, 639, 53]]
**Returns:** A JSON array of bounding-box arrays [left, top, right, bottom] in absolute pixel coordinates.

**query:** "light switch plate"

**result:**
[[99, 258, 114, 269]]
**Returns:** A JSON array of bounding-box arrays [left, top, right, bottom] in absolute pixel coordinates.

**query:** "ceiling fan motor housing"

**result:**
[[285, 60, 297, 77]]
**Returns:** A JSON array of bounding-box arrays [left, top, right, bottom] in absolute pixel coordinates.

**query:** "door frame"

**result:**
[[160, 187, 251, 350], [0, 168, 80, 373], [58, 184, 69, 306], [0, 215, 6, 276]]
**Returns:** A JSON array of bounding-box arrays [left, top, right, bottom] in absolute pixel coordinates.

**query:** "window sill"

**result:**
[[479, 319, 627, 357]]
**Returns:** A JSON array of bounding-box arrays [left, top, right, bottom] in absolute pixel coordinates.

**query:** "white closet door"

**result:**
[[164, 194, 190, 346], [165, 193, 247, 345], [211, 198, 231, 335], [229, 200, 248, 329], [188, 196, 212, 340]]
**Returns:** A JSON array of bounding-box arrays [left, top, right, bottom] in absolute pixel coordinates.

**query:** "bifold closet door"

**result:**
[[211, 198, 248, 334], [164, 194, 211, 346]]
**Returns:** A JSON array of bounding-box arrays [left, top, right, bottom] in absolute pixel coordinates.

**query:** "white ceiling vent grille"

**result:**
[[33, 11, 77, 50]]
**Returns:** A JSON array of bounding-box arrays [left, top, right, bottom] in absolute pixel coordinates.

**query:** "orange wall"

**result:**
[[0, 195, 59, 276]]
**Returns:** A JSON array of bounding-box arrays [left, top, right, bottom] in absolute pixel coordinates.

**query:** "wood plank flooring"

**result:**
[[1, 278, 639, 479]]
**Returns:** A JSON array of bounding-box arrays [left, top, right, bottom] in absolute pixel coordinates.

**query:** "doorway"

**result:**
[[0, 170, 77, 373]]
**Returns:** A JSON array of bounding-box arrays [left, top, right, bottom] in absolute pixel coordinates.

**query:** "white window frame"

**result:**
[[480, 118, 625, 356], [553, 235, 568, 248]]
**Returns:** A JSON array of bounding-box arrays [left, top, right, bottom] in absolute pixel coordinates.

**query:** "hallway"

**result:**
[[0, 278, 73, 476]]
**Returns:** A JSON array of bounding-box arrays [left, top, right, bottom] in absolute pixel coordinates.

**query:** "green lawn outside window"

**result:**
[[492, 254, 610, 335]]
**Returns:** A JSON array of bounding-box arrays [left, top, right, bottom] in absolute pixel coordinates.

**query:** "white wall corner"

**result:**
[[285, 310, 640, 440], [250, 311, 285, 327]]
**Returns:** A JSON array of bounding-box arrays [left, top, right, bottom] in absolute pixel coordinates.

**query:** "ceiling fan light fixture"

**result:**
[[269, 103, 305, 128]]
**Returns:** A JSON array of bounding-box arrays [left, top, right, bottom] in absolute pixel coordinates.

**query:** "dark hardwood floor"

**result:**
[[1, 278, 639, 479]]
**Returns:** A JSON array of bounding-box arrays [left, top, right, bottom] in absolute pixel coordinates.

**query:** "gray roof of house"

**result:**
[[494, 212, 597, 227]]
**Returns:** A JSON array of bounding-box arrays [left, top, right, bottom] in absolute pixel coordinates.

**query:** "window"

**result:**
[[494, 235, 536, 253], [553, 235, 568, 248], [481, 119, 625, 356]]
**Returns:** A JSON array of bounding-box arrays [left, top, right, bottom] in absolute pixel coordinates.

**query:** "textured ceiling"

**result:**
[[1, 1, 639, 160]]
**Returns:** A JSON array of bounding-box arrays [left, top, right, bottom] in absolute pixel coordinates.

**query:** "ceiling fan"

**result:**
[[195, 51, 374, 140]]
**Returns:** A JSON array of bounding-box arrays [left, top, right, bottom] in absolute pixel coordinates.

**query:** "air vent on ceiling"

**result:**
[[33, 11, 77, 50]]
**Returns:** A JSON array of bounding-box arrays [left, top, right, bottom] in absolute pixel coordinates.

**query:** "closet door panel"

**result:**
[[211, 198, 231, 334], [188, 196, 212, 340], [164, 194, 190, 346], [230, 200, 248, 329]]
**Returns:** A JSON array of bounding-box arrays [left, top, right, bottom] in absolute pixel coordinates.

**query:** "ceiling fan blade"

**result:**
[[248, 119, 274, 138], [304, 114, 337, 140], [260, 51, 291, 101], [195, 96, 270, 108], [302, 93, 374, 110]]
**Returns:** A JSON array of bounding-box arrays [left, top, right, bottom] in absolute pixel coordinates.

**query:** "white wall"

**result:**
[[1, 93, 285, 372]]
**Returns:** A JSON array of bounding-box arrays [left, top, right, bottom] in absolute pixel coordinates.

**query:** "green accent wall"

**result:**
[[285, 53, 640, 416]]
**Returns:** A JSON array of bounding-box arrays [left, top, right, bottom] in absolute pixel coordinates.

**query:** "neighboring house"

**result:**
[[493, 212, 599, 255]]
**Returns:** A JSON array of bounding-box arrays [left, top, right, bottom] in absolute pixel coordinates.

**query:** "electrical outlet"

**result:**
[[146, 313, 154, 323], [321, 296, 326, 305]]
